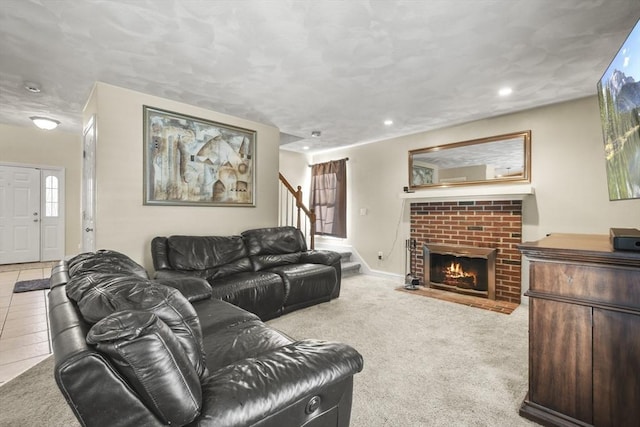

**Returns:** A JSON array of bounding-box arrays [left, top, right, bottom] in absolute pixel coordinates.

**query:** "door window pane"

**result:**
[[45, 176, 59, 217]]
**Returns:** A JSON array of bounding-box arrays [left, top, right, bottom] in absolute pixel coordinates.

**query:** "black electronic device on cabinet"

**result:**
[[610, 228, 640, 252]]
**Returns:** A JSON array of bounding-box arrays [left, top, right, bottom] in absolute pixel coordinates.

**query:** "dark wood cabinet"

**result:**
[[519, 234, 640, 427]]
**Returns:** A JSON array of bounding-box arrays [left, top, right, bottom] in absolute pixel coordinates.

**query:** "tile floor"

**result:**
[[0, 262, 55, 386]]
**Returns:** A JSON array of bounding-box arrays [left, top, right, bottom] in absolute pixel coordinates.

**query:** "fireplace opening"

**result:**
[[430, 254, 488, 291], [424, 244, 497, 300]]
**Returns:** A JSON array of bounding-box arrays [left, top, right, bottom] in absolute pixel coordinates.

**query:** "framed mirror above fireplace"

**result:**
[[408, 130, 531, 190]]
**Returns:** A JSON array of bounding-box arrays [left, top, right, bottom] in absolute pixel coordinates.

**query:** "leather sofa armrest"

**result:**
[[151, 236, 171, 270], [49, 284, 165, 427], [299, 250, 342, 266], [198, 339, 363, 426], [299, 250, 342, 299], [50, 260, 70, 289]]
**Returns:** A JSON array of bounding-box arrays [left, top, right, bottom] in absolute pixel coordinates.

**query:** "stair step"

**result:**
[[337, 251, 352, 262], [316, 245, 361, 275], [341, 261, 361, 276]]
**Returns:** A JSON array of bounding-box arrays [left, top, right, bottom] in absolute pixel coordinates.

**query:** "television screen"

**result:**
[[597, 18, 640, 201]]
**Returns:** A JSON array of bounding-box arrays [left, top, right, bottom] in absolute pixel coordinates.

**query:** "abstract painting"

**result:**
[[143, 106, 255, 206]]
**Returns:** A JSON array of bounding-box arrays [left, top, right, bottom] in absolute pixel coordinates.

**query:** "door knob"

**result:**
[[85, 228, 94, 232]]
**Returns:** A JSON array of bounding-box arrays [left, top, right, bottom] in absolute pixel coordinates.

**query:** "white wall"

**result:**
[[0, 123, 82, 256], [279, 150, 310, 192], [86, 83, 281, 270], [308, 96, 640, 277]]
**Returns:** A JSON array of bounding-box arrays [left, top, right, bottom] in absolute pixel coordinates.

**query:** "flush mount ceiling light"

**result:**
[[498, 87, 513, 97], [30, 116, 60, 130], [384, 119, 394, 126], [311, 130, 321, 137], [24, 81, 42, 93]]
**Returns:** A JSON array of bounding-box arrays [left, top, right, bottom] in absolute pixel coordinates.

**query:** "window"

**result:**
[[45, 175, 59, 217], [310, 158, 347, 238]]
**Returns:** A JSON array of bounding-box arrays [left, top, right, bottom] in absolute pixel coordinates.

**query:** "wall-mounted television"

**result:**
[[597, 18, 640, 201]]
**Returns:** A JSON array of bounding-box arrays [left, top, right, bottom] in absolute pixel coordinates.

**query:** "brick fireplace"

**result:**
[[410, 200, 522, 304]]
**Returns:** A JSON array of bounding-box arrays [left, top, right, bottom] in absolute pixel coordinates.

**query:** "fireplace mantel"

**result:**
[[399, 183, 534, 202]]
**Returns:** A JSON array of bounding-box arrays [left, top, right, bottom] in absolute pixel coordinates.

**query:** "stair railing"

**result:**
[[278, 173, 316, 249]]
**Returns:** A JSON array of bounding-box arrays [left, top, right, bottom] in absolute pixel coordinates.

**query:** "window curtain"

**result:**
[[310, 158, 347, 238]]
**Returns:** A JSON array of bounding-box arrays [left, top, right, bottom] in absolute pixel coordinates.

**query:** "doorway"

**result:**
[[0, 164, 65, 264]]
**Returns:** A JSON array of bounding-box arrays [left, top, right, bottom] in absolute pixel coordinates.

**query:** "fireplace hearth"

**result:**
[[424, 244, 497, 300]]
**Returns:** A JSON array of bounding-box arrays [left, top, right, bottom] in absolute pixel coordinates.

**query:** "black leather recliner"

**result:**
[[151, 226, 342, 319], [48, 249, 363, 427]]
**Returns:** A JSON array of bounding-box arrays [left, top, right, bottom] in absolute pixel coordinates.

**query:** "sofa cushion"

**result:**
[[201, 319, 292, 372], [67, 275, 208, 380], [66, 272, 136, 306], [203, 257, 254, 281], [242, 226, 307, 270], [197, 339, 363, 427], [166, 235, 250, 273], [154, 276, 212, 302], [193, 297, 260, 335], [248, 252, 301, 271], [268, 264, 336, 309], [67, 249, 148, 279], [242, 226, 308, 255], [87, 310, 202, 425], [207, 271, 285, 320]]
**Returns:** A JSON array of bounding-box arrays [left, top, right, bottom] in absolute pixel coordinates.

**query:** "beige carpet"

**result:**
[[0, 274, 536, 426], [269, 275, 535, 427]]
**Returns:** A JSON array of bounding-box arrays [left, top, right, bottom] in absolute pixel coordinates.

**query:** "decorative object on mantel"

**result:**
[[143, 106, 256, 207], [408, 130, 531, 190]]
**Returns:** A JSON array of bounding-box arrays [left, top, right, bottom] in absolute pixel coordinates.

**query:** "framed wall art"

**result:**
[[143, 106, 256, 207]]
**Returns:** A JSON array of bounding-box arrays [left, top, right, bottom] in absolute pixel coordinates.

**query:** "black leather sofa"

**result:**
[[151, 226, 342, 320], [48, 249, 363, 427]]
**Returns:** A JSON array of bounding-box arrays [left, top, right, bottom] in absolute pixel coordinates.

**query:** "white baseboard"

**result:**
[[317, 242, 404, 283]]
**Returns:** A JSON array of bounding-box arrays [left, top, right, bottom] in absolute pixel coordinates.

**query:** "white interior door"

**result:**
[[40, 169, 65, 261], [82, 115, 96, 252], [0, 166, 41, 264]]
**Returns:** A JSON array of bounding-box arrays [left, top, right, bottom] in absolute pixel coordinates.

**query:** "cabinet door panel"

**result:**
[[530, 299, 593, 423], [593, 309, 640, 427]]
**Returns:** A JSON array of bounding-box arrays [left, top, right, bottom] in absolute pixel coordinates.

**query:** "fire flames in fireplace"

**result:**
[[424, 244, 498, 300], [444, 262, 477, 289]]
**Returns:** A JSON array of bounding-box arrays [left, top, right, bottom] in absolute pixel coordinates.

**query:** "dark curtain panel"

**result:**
[[310, 159, 347, 238]]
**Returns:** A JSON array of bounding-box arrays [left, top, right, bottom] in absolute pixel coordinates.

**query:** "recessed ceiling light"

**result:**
[[384, 119, 393, 126], [498, 87, 513, 97], [24, 82, 41, 93], [302, 146, 310, 150], [311, 130, 321, 138], [30, 116, 60, 130]]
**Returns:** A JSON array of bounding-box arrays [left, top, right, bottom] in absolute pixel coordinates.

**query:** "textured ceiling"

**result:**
[[1, 1, 639, 153]]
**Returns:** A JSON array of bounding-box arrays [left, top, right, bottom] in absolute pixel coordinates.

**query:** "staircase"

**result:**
[[317, 246, 361, 277], [278, 173, 360, 276], [340, 251, 361, 277], [278, 173, 316, 249]]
